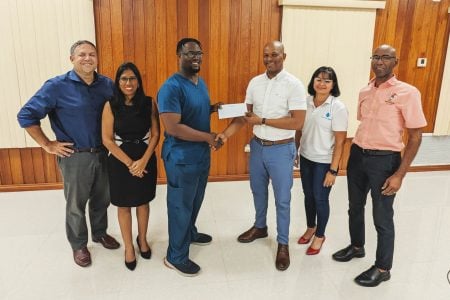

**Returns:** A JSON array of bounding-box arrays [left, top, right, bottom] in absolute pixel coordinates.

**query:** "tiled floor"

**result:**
[[1, 171, 450, 300]]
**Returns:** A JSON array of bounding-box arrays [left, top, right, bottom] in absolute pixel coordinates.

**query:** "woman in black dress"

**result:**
[[102, 62, 160, 270]]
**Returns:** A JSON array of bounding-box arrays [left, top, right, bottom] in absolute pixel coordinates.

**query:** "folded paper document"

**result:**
[[218, 103, 247, 119]]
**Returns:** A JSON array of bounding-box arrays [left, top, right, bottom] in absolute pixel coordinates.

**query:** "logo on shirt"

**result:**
[[385, 93, 398, 105], [321, 112, 332, 120]]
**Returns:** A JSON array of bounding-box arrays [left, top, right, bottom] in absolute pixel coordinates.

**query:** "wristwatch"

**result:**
[[261, 118, 266, 126], [328, 168, 338, 176]]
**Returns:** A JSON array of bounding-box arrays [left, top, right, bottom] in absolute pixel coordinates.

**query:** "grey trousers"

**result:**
[[57, 152, 110, 250]]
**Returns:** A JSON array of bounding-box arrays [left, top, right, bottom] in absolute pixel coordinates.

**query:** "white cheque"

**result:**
[[218, 103, 247, 119]]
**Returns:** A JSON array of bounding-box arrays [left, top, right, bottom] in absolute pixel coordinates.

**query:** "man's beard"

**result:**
[[190, 66, 201, 74]]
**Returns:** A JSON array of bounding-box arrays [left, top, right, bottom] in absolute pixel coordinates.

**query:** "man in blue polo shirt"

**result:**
[[17, 40, 120, 268], [158, 38, 221, 277]]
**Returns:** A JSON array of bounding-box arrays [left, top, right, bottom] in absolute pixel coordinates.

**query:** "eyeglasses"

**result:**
[[314, 77, 333, 84], [119, 76, 137, 83], [370, 55, 396, 62], [181, 51, 204, 59]]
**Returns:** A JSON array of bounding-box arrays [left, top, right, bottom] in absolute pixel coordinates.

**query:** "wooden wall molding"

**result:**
[[278, 0, 386, 9]]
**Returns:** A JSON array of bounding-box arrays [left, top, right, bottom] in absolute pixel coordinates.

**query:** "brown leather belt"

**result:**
[[253, 136, 294, 146], [353, 144, 400, 156]]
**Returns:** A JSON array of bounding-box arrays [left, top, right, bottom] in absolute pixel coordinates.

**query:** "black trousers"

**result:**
[[347, 144, 401, 270]]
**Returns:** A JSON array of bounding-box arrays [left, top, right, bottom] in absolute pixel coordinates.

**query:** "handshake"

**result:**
[[208, 132, 227, 151]]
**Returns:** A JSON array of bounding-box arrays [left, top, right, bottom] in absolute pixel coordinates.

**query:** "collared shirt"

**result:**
[[353, 76, 427, 151], [17, 70, 114, 149], [300, 95, 348, 163], [157, 73, 211, 164], [245, 69, 307, 141]]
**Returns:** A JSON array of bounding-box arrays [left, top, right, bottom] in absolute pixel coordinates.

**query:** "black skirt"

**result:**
[[107, 142, 157, 207]]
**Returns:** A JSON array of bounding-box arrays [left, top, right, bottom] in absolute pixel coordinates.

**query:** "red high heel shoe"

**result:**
[[297, 229, 316, 244], [306, 237, 325, 255]]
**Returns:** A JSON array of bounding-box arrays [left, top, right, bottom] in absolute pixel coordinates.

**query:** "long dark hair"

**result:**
[[307, 66, 341, 97], [111, 62, 147, 110]]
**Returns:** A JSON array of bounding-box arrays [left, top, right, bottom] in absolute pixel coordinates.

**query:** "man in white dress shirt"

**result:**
[[217, 41, 306, 270]]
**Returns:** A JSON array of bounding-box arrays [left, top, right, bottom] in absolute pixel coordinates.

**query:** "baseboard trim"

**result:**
[[1, 165, 449, 192]]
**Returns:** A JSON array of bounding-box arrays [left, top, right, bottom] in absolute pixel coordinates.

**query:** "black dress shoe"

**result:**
[[354, 265, 391, 287], [191, 233, 212, 245], [332, 245, 365, 262], [136, 236, 151, 259]]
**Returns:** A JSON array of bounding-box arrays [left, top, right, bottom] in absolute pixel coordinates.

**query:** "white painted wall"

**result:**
[[280, 0, 384, 136]]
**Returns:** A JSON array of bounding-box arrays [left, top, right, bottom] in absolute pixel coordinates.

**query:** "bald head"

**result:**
[[374, 44, 397, 57], [264, 41, 285, 53], [263, 41, 286, 78]]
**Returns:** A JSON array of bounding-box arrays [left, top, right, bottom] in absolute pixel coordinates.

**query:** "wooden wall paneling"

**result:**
[[225, 0, 242, 176], [31, 148, 46, 184], [9, 149, 23, 184], [55, 156, 63, 182], [121, 0, 134, 62], [187, 0, 199, 37], [95, 0, 112, 77], [217, 0, 231, 176], [42, 151, 57, 183], [235, 0, 252, 176], [165, 0, 179, 74], [20, 148, 35, 184], [176, 0, 188, 38], [198, 0, 222, 177], [143, 0, 165, 180], [0, 149, 12, 185], [131, 0, 146, 81], [208, 0, 221, 176], [110, 0, 125, 75], [145, 0, 158, 96], [269, 0, 281, 42]]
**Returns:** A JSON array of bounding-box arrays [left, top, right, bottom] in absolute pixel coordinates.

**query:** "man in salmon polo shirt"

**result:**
[[332, 44, 426, 287]]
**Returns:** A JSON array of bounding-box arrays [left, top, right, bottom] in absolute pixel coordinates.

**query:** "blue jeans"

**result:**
[[164, 155, 210, 264], [347, 144, 401, 270], [299, 156, 332, 237], [249, 138, 296, 245]]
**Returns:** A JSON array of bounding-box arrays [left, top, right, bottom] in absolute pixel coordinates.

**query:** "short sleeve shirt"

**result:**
[[300, 95, 348, 163], [157, 73, 211, 164], [245, 70, 307, 140], [353, 76, 427, 151]]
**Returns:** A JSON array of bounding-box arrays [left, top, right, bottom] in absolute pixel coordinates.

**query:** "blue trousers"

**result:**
[[164, 155, 210, 264], [347, 144, 401, 270], [249, 138, 296, 245], [299, 155, 332, 237]]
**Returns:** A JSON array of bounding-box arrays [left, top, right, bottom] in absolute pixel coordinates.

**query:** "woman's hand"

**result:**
[[323, 171, 336, 188], [129, 158, 148, 178]]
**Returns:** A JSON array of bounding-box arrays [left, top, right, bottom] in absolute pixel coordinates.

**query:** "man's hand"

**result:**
[[206, 132, 219, 150], [294, 154, 299, 168], [43, 141, 74, 157], [244, 112, 262, 125], [210, 102, 224, 113], [381, 173, 403, 196]]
